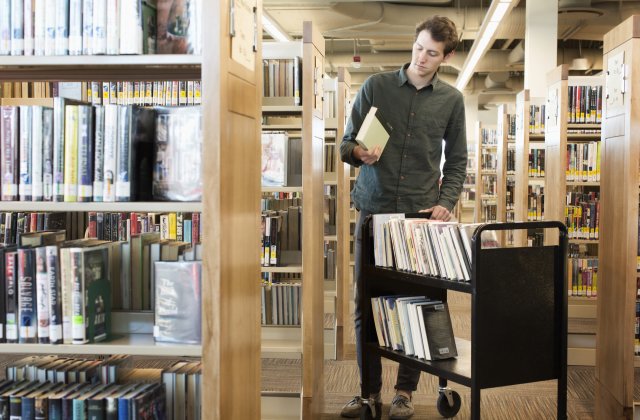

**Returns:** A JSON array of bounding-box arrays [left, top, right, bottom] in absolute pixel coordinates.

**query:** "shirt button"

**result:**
[[401, 176, 405, 180], [404, 154, 407, 158], [410, 112, 415, 116], [407, 133, 411, 137]]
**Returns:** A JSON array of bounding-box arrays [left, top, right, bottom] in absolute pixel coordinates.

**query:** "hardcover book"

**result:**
[[355, 106, 392, 155]]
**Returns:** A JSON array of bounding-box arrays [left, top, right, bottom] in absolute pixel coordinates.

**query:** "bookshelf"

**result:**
[[513, 90, 546, 247], [335, 68, 352, 361], [474, 122, 498, 223], [596, 15, 640, 419], [261, 22, 326, 417], [0, 1, 263, 418], [545, 65, 603, 366], [495, 104, 516, 245]]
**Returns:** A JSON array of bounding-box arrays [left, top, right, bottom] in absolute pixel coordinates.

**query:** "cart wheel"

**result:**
[[359, 402, 382, 420], [437, 390, 461, 418]]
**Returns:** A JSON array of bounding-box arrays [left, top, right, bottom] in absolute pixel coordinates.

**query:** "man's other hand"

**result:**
[[421, 205, 452, 221]]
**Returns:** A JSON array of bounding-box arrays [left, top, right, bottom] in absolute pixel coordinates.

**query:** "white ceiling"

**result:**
[[263, 0, 640, 104]]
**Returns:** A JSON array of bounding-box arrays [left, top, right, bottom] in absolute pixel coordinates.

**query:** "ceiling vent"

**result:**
[[558, 0, 605, 19]]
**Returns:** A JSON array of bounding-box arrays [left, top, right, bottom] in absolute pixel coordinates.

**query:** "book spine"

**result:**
[[35, 246, 50, 343], [54, 0, 68, 55], [1, 106, 18, 200], [33, 0, 45, 55], [11, 0, 24, 55], [46, 245, 63, 344], [5, 250, 18, 342], [43, 0, 55, 55], [0, 0, 10, 55], [31, 106, 44, 201], [52, 98, 65, 201], [81, 0, 93, 54], [77, 106, 93, 202], [19, 105, 33, 201], [92, 106, 105, 202], [67, 0, 81, 55], [18, 247, 37, 343], [63, 105, 78, 202], [23, 0, 33, 55], [115, 106, 131, 202], [42, 108, 54, 201], [70, 249, 86, 344], [92, 0, 106, 54]]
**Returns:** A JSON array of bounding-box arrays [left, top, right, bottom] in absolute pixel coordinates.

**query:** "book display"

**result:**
[[260, 22, 326, 416], [544, 65, 602, 366], [596, 15, 640, 418], [0, 0, 262, 419]]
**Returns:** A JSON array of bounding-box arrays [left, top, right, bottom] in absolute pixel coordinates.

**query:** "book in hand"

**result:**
[[355, 106, 392, 154]]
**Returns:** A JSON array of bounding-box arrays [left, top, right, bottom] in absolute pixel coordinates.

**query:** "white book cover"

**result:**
[[82, 0, 93, 54], [31, 106, 44, 201], [23, 0, 33, 54], [43, 0, 55, 54], [68, 0, 82, 55], [35, 247, 50, 342], [33, 0, 45, 55], [19, 105, 33, 200], [10, 0, 24, 55], [93, 105, 105, 201], [92, 0, 106, 53], [54, 0, 69, 55], [395, 296, 427, 356], [408, 301, 426, 359], [63, 105, 78, 202], [102, 104, 118, 202], [0, 0, 10, 54], [105, 0, 118, 54], [118, 0, 142, 54]]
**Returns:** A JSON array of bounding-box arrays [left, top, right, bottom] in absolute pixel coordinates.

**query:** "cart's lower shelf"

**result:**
[[365, 338, 471, 387], [0, 334, 201, 357]]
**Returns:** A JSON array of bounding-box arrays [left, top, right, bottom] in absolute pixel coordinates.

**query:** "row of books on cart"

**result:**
[[371, 295, 457, 361], [372, 214, 499, 282], [0, 229, 202, 345]]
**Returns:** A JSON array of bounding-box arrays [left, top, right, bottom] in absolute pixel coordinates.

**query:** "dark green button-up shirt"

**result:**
[[340, 64, 467, 214]]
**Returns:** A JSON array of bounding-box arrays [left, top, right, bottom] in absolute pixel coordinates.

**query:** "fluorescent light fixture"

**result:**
[[262, 10, 292, 42], [455, 0, 517, 90]]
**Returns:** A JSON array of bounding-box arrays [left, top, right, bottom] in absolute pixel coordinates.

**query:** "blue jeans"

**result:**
[[354, 209, 421, 394]]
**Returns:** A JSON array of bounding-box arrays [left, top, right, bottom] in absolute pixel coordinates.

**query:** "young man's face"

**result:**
[[410, 29, 453, 79]]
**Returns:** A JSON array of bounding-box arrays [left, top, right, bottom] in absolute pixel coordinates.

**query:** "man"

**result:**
[[339, 16, 467, 420]]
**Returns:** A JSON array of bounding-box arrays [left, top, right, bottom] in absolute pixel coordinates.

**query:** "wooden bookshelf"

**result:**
[[544, 65, 603, 367], [596, 15, 640, 418], [0, 1, 263, 418], [261, 22, 325, 418], [495, 104, 512, 245], [335, 67, 351, 361], [475, 122, 498, 223], [513, 90, 546, 246]]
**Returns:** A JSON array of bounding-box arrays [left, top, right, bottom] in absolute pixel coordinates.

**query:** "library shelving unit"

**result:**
[[495, 104, 516, 245], [0, 1, 263, 418], [474, 122, 498, 223], [596, 15, 640, 418], [261, 22, 326, 417], [545, 65, 603, 366], [358, 216, 568, 420], [335, 67, 352, 361], [458, 143, 476, 223], [513, 90, 546, 247]]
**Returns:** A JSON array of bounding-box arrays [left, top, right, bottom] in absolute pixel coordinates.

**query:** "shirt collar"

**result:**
[[398, 63, 439, 90]]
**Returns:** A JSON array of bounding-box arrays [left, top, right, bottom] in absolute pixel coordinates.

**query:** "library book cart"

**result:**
[[358, 215, 569, 419]]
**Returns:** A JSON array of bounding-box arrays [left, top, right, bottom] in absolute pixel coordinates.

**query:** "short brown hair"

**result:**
[[415, 16, 459, 55]]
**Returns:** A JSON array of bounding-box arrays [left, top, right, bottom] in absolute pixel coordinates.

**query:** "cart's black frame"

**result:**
[[359, 215, 568, 419]]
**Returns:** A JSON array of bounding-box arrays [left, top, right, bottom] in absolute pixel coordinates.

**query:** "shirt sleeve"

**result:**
[[438, 93, 468, 211], [339, 79, 373, 167]]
